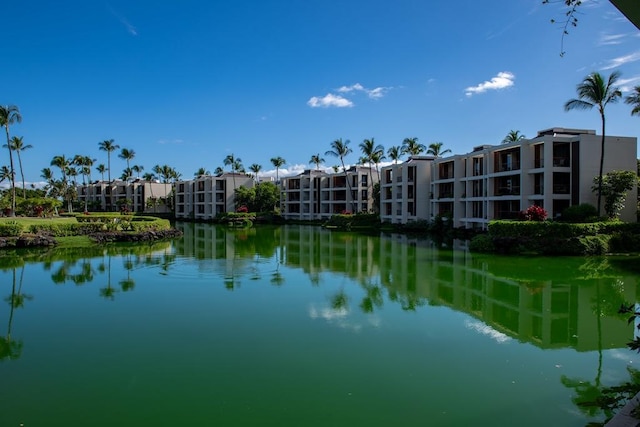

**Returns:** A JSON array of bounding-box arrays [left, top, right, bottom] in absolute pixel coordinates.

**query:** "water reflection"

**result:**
[[0, 255, 29, 361], [174, 222, 638, 353]]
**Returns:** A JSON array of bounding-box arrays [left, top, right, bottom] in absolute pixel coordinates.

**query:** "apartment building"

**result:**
[[77, 179, 172, 213], [174, 173, 254, 220], [280, 166, 378, 221], [379, 155, 435, 224], [430, 128, 637, 229]]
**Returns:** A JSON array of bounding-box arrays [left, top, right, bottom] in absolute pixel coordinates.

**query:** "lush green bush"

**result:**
[[469, 234, 495, 253], [0, 221, 23, 237], [324, 213, 380, 230], [477, 220, 640, 255], [560, 203, 598, 223]]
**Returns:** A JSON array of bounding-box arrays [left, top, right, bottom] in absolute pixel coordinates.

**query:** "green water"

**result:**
[[1, 223, 639, 426]]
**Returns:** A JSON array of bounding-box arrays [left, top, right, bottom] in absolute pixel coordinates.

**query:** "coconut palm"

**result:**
[[565, 71, 622, 217], [214, 166, 224, 175], [224, 154, 243, 191], [249, 163, 262, 183], [270, 156, 286, 183], [5, 136, 32, 198], [325, 138, 354, 212], [360, 137, 384, 183], [624, 86, 640, 116], [502, 130, 526, 144], [98, 139, 120, 182], [194, 167, 210, 177], [309, 153, 325, 170], [131, 164, 144, 178], [0, 105, 22, 216], [118, 148, 136, 180], [96, 164, 107, 181], [426, 142, 452, 158], [387, 145, 403, 164], [402, 137, 425, 156], [0, 166, 11, 185]]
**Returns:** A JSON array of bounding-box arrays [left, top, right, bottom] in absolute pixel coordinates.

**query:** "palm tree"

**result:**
[[402, 137, 426, 156], [131, 164, 144, 178], [118, 148, 136, 180], [5, 136, 32, 198], [309, 153, 325, 170], [194, 167, 210, 177], [98, 139, 120, 182], [224, 154, 243, 191], [387, 145, 403, 164], [96, 164, 107, 181], [325, 138, 354, 212], [214, 166, 224, 175], [502, 130, 526, 144], [249, 163, 262, 183], [359, 138, 384, 184], [624, 85, 640, 116], [565, 71, 622, 217], [270, 156, 286, 183], [426, 142, 452, 158], [0, 166, 11, 185], [0, 105, 22, 216]]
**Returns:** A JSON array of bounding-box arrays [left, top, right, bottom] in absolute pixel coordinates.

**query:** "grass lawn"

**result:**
[[0, 217, 77, 226]]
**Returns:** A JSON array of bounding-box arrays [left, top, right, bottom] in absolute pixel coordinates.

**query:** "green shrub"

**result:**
[[469, 234, 495, 253], [561, 204, 599, 223], [0, 221, 23, 237]]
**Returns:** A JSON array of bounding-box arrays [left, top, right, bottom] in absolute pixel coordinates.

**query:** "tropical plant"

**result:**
[[96, 164, 107, 181], [402, 137, 425, 156], [4, 136, 32, 198], [426, 142, 451, 158], [118, 148, 136, 180], [593, 170, 638, 219], [502, 130, 526, 144], [270, 156, 286, 182], [359, 138, 384, 183], [194, 167, 210, 177], [224, 154, 243, 190], [98, 139, 120, 182], [624, 85, 640, 117], [565, 71, 622, 217], [249, 163, 262, 183], [387, 145, 403, 164], [309, 153, 325, 170], [325, 138, 354, 212], [0, 105, 22, 216]]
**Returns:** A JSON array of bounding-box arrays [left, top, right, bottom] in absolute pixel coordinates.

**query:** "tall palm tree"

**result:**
[[96, 164, 107, 181], [249, 163, 262, 183], [214, 166, 224, 175], [194, 167, 210, 177], [502, 130, 526, 144], [224, 154, 243, 191], [325, 138, 354, 212], [624, 85, 640, 116], [426, 142, 452, 158], [131, 164, 144, 178], [359, 138, 384, 184], [6, 136, 32, 198], [0, 166, 11, 186], [402, 137, 425, 156], [118, 148, 136, 180], [387, 145, 403, 164], [98, 139, 120, 182], [0, 105, 22, 216], [51, 155, 72, 212], [565, 71, 622, 217], [270, 156, 286, 183], [309, 153, 325, 170]]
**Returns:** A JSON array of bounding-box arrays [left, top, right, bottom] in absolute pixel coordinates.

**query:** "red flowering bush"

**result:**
[[520, 205, 547, 221], [236, 205, 249, 213]]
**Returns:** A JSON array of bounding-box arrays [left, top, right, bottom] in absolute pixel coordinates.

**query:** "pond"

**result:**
[[0, 223, 639, 426]]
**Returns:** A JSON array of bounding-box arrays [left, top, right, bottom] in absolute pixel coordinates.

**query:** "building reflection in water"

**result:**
[[175, 222, 638, 353]]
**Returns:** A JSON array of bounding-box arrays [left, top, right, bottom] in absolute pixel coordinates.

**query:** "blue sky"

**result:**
[[2, 0, 640, 186]]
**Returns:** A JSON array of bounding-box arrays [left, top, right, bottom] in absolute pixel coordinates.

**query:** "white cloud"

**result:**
[[307, 93, 354, 108], [598, 32, 629, 46], [336, 82, 391, 99], [602, 50, 640, 70], [465, 320, 512, 344], [465, 71, 515, 97], [157, 138, 184, 145], [618, 76, 640, 92], [107, 5, 138, 36]]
